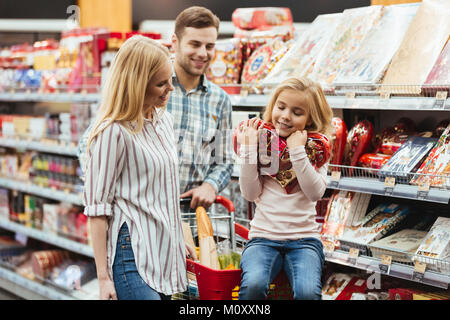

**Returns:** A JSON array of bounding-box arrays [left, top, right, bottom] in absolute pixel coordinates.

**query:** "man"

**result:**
[[78, 6, 234, 210], [169, 6, 234, 210]]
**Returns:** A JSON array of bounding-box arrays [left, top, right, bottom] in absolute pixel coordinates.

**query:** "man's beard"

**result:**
[[178, 55, 209, 77]]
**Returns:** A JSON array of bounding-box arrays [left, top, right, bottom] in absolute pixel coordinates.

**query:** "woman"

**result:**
[[83, 35, 196, 300]]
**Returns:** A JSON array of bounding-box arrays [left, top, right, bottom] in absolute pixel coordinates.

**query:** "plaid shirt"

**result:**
[[167, 72, 233, 194], [78, 72, 234, 194]]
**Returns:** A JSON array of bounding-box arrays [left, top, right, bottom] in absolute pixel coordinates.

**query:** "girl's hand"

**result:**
[[99, 277, 118, 300], [286, 130, 308, 149], [236, 118, 263, 146]]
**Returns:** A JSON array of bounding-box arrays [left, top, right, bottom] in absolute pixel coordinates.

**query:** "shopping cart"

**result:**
[[179, 195, 293, 300]]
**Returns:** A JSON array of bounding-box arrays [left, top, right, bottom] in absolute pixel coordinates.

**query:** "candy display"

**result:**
[[321, 191, 371, 240], [381, 0, 450, 94], [378, 136, 437, 183], [206, 38, 242, 85], [343, 120, 374, 168], [31, 249, 70, 280], [410, 124, 450, 188], [369, 229, 428, 263], [232, 7, 293, 30], [309, 5, 383, 87], [233, 119, 331, 193], [49, 259, 96, 290], [333, 4, 418, 86], [340, 203, 410, 246], [330, 117, 348, 165], [262, 13, 342, 86]]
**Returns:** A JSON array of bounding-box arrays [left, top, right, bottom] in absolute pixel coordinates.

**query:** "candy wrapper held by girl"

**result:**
[[232, 119, 331, 194], [196, 206, 220, 270]]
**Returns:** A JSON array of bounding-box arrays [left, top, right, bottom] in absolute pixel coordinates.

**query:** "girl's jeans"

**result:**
[[238, 237, 325, 300], [112, 223, 171, 300]]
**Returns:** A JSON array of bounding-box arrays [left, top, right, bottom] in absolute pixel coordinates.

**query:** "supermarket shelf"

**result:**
[[0, 265, 74, 300], [229, 94, 450, 111], [326, 176, 450, 204], [0, 137, 78, 156], [0, 92, 100, 103], [0, 177, 83, 205], [325, 249, 450, 290], [0, 218, 93, 258]]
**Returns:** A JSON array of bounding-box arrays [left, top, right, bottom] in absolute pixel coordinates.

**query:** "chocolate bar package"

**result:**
[[322, 273, 367, 300], [369, 229, 427, 263], [415, 216, 450, 273], [309, 5, 383, 88], [340, 203, 410, 247], [410, 125, 450, 189], [334, 3, 418, 86], [262, 13, 341, 86], [378, 136, 437, 183]]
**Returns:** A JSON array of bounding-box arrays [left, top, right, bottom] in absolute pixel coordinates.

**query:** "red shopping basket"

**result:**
[[185, 196, 292, 300]]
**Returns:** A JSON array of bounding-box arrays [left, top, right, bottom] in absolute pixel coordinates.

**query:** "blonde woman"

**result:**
[[83, 35, 196, 300], [236, 77, 333, 300]]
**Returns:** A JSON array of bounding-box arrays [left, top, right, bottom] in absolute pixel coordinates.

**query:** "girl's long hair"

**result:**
[[262, 77, 333, 139], [87, 35, 170, 151]]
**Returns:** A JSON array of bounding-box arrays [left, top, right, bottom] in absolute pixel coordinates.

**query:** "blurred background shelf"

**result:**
[[0, 137, 78, 156]]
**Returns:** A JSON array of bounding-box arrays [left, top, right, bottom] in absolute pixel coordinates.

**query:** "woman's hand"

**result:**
[[286, 130, 308, 149], [98, 277, 118, 300], [236, 118, 263, 146], [185, 243, 198, 260]]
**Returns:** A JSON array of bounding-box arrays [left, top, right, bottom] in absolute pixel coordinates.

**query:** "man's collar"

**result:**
[[172, 67, 209, 93]]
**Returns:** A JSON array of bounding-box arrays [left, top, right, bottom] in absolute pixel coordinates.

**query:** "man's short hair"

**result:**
[[174, 6, 220, 39]]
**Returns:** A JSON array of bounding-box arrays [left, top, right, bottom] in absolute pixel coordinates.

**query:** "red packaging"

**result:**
[[31, 250, 70, 280], [232, 7, 293, 30], [344, 120, 374, 167], [389, 288, 423, 300], [336, 277, 368, 300], [358, 153, 391, 170], [330, 117, 348, 165]]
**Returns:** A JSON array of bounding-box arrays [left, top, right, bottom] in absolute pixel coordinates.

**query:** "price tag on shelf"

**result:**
[[15, 232, 28, 246], [417, 182, 430, 200], [329, 170, 341, 188], [384, 177, 395, 196], [240, 88, 249, 98], [379, 255, 392, 275], [378, 91, 390, 108], [412, 261, 427, 282], [345, 91, 356, 99], [433, 91, 447, 109], [347, 248, 359, 265], [345, 92, 357, 108]]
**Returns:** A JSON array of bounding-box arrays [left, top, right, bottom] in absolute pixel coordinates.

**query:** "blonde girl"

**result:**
[[236, 77, 333, 300], [83, 35, 196, 300]]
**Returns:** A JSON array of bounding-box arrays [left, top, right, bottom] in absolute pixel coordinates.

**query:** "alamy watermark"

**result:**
[[66, 5, 80, 29]]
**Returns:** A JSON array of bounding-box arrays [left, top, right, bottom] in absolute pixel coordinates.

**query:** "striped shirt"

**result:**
[[83, 111, 187, 295], [167, 72, 234, 193]]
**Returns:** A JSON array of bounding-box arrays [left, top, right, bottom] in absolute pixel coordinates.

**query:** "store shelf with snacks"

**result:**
[[0, 218, 93, 258], [0, 91, 100, 103], [326, 165, 450, 204], [0, 177, 83, 206], [0, 137, 78, 157], [323, 247, 450, 290], [0, 264, 98, 300]]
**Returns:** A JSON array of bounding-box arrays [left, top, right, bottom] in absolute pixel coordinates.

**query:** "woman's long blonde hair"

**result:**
[[262, 77, 333, 139], [87, 35, 171, 151]]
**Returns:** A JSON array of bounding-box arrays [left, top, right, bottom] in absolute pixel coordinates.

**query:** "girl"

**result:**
[[236, 77, 333, 300], [83, 35, 196, 300]]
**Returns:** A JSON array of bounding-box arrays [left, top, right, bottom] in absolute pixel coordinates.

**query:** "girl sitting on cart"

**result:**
[[236, 77, 333, 300]]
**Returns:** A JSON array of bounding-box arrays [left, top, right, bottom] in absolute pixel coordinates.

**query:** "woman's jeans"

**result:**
[[239, 237, 325, 300], [112, 223, 171, 300]]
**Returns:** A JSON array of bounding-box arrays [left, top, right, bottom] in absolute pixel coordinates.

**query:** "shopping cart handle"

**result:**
[[214, 195, 235, 212], [234, 222, 249, 240], [180, 197, 192, 206]]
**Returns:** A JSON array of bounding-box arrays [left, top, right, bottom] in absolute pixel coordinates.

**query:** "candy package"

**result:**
[[330, 117, 348, 165], [378, 136, 437, 183], [206, 38, 242, 85], [232, 7, 293, 30], [343, 120, 374, 168]]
